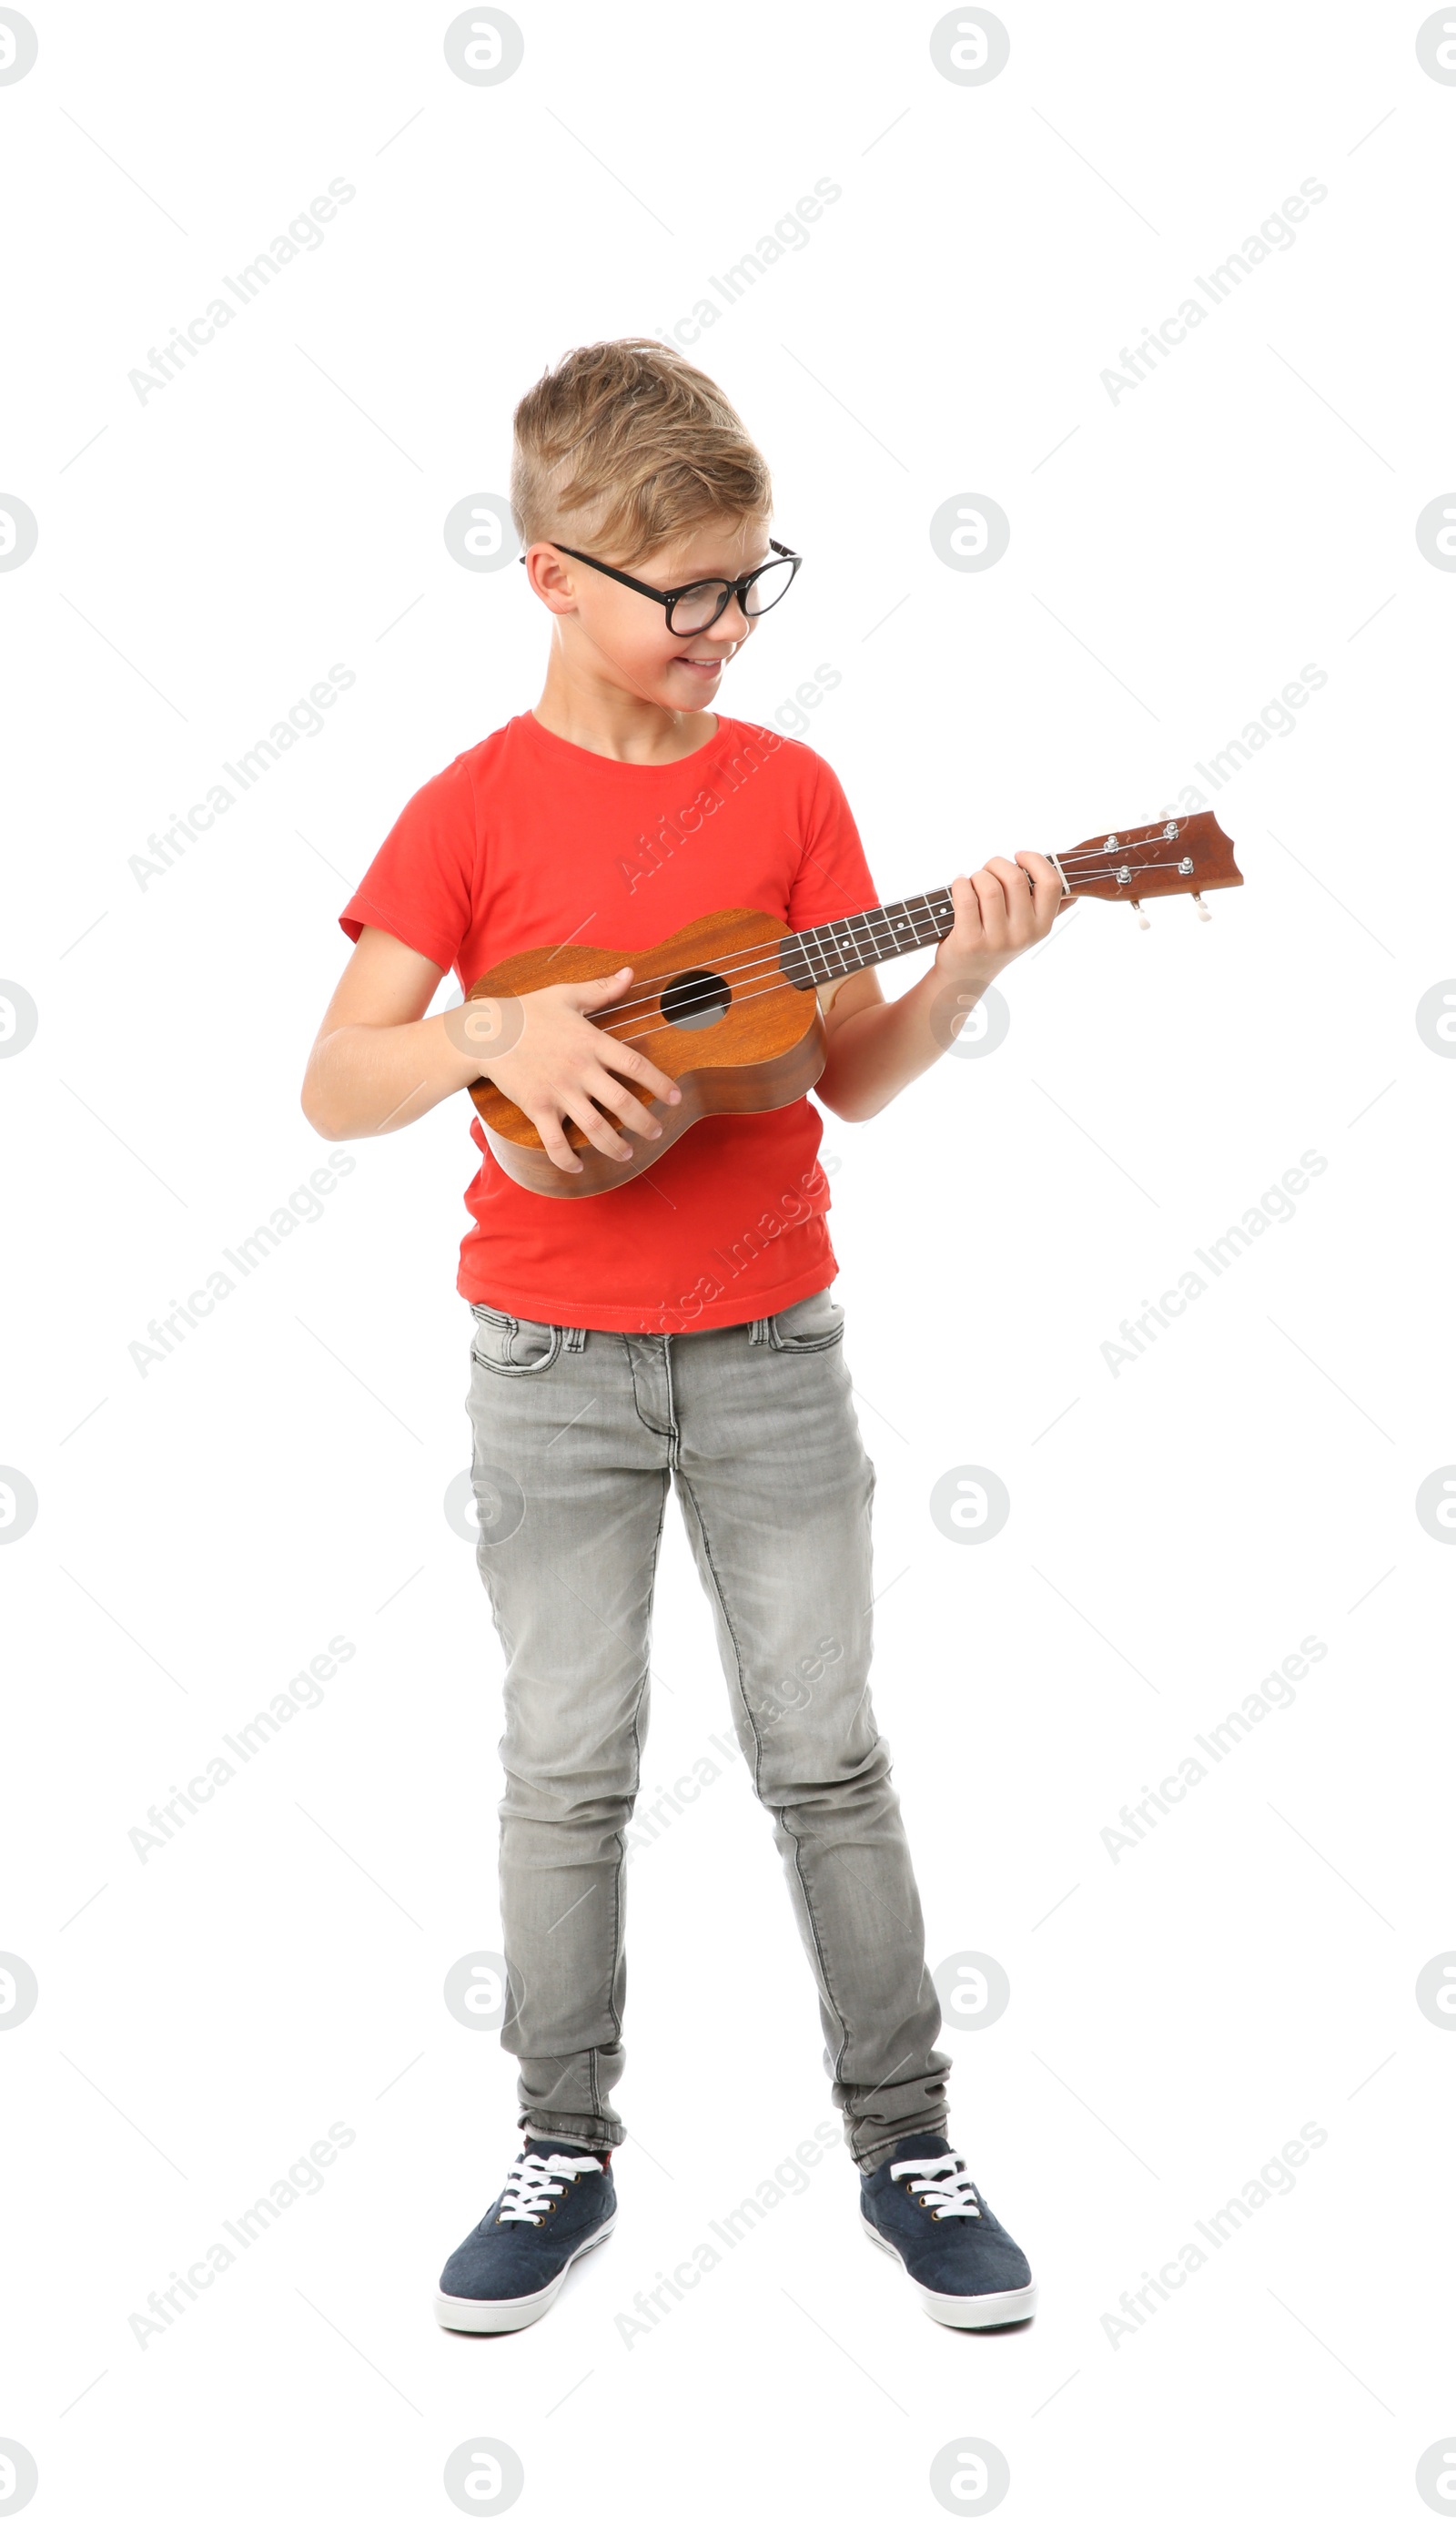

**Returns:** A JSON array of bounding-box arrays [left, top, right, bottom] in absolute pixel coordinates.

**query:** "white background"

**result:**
[[4, 3, 1455, 2519]]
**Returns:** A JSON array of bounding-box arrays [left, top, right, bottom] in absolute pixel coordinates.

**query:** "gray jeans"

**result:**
[[464, 1282, 950, 2173]]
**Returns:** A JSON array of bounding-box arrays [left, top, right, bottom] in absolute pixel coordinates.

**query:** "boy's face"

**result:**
[[530, 514, 772, 713]]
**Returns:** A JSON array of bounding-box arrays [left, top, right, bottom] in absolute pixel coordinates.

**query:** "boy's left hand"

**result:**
[[933, 851, 1064, 989]]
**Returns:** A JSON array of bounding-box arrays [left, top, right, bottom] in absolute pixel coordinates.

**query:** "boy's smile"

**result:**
[[669, 644, 736, 681]]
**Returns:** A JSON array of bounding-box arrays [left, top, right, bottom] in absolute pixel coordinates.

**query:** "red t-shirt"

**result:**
[[339, 709, 881, 1333]]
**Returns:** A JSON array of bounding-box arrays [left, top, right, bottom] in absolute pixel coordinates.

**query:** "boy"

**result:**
[[301, 338, 1060, 2335]]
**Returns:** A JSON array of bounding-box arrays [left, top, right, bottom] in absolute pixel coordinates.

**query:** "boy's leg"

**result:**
[[667, 1293, 952, 2173], [465, 1315, 672, 2153]]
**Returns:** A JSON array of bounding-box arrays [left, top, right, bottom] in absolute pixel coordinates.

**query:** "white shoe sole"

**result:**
[[434, 2214, 617, 2333], [861, 2213, 1037, 2328]]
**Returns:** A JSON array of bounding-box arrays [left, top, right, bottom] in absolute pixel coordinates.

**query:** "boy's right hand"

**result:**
[[446, 969, 682, 1174]]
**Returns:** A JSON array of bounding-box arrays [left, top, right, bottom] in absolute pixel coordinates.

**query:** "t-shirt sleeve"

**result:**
[[338, 757, 477, 972], [785, 750, 881, 932]]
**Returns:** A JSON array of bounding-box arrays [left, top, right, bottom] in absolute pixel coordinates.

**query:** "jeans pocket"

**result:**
[[767, 1288, 846, 1354], [470, 1305, 563, 1376]]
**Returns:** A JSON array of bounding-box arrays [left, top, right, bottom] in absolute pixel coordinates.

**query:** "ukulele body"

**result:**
[[466, 908, 826, 1200]]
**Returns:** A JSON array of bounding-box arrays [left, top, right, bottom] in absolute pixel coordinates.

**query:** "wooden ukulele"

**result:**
[[466, 809, 1242, 1199]]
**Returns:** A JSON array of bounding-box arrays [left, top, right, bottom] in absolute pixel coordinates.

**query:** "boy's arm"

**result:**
[[300, 925, 680, 1164], [300, 928, 478, 1141], [814, 854, 1062, 1124]]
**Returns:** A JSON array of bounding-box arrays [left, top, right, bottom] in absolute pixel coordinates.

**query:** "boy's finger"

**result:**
[[561, 1092, 634, 1161], [531, 1109, 584, 1173], [1016, 850, 1062, 909], [948, 878, 994, 938], [948, 873, 983, 934], [586, 1068, 664, 1139], [572, 966, 634, 1007], [599, 1037, 681, 1103], [970, 866, 1009, 925]]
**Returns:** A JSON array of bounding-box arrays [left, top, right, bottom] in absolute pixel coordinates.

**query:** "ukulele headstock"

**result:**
[[1055, 810, 1242, 914]]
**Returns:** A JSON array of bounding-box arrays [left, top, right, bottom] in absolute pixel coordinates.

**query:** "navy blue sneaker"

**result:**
[[860, 2133, 1036, 2328], [435, 2137, 617, 2333]]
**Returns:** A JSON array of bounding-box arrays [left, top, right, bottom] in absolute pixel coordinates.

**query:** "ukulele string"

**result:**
[[587, 879, 1097, 1050], [465, 841, 1205, 1037], [585, 857, 1129, 1019], [592, 946, 1009, 1051], [599, 941, 929, 1024], [568, 873, 1058, 1029], [571, 842, 1197, 1025], [596, 971, 815, 1048], [464, 837, 1190, 1035], [573, 900, 959, 1027], [546, 848, 1158, 1030], [581, 863, 1197, 1045]]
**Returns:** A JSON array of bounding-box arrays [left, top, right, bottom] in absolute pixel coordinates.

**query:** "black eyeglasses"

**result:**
[[520, 537, 802, 635]]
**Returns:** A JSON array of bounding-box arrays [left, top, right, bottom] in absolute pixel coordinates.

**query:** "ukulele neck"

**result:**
[[778, 812, 1243, 985], [781, 890, 956, 989]]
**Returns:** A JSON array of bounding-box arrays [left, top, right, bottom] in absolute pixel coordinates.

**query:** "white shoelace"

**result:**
[[497, 2149, 604, 2226], [888, 2152, 983, 2219]]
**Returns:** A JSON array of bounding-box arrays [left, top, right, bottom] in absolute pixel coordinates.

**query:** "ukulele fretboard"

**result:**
[[780, 890, 957, 989]]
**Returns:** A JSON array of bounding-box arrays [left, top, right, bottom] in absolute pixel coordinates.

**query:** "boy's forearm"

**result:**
[[815, 861, 1061, 1121], [302, 1013, 480, 1141], [816, 968, 976, 1123]]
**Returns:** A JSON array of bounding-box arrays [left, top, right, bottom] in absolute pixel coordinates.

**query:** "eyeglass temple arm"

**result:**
[[516, 541, 800, 591]]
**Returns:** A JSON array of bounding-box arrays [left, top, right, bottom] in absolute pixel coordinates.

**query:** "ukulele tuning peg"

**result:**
[[1129, 898, 1150, 930], [1191, 892, 1212, 923]]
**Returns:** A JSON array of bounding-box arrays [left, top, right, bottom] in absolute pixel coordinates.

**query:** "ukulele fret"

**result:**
[[783, 887, 958, 989]]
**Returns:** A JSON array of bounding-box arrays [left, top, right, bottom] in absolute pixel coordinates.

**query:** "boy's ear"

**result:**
[[522, 545, 579, 614]]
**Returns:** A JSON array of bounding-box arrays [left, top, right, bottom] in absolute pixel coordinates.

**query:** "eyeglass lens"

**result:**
[[667, 556, 795, 634]]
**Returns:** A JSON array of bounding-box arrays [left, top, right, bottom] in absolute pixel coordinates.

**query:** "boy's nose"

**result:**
[[709, 593, 753, 642]]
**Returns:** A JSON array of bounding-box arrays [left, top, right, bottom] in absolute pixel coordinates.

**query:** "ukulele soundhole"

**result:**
[[659, 967, 732, 1030]]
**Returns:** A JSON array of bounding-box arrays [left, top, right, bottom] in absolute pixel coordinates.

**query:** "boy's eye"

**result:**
[[668, 582, 729, 633]]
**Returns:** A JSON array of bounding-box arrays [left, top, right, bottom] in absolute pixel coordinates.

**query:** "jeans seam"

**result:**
[[777, 1800, 853, 2102], [611, 1469, 671, 2070], [673, 1464, 854, 2098], [662, 1332, 681, 1471], [625, 1334, 674, 1440], [673, 1466, 761, 1794]]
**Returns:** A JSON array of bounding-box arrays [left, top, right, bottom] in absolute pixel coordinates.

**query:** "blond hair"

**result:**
[[510, 338, 772, 567]]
